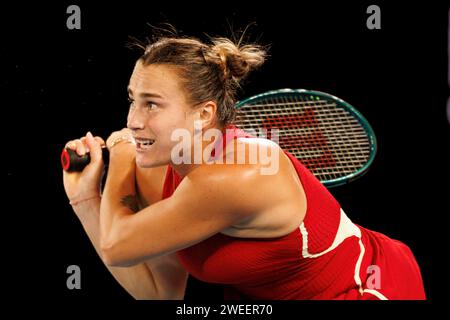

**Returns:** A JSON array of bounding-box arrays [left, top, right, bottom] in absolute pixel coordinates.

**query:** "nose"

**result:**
[[127, 106, 145, 131]]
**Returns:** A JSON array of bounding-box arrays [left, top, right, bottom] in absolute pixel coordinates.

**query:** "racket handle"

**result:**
[[61, 147, 109, 172]]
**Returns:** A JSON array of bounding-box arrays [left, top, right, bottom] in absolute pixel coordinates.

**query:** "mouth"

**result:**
[[134, 137, 156, 151]]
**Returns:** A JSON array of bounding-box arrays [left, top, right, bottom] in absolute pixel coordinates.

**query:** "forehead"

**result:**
[[128, 61, 185, 96]]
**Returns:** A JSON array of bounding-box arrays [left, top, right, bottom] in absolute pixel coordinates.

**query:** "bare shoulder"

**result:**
[[177, 138, 303, 218], [176, 162, 268, 216], [223, 137, 282, 173], [187, 138, 307, 238]]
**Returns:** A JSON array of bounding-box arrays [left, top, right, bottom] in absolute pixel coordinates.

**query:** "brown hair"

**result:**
[[138, 36, 267, 126]]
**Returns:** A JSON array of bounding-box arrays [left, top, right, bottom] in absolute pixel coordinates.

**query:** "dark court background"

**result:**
[[1, 0, 448, 313]]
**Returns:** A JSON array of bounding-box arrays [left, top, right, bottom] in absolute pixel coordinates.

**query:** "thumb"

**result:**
[[86, 132, 102, 163]]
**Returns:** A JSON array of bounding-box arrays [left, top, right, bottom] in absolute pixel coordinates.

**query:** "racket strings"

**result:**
[[235, 96, 371, 182]]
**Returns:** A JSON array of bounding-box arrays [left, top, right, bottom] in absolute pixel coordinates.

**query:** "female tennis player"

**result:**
[[62, 35, 426, 300]]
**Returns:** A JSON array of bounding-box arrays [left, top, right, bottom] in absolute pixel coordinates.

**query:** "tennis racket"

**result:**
[[234, 89, 377, 187], [62, 89, 377, 187]]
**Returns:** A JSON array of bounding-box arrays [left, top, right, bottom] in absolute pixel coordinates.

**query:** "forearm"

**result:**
[[73, 198, 160, 299], [100, 145, 137, 249]]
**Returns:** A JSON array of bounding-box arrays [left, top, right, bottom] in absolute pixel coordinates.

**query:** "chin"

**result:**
[[136, 155, 167, 168]]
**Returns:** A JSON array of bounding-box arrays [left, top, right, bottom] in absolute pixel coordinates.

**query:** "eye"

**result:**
[[146, 101, 157, 110], [128, 97, 135, 108]]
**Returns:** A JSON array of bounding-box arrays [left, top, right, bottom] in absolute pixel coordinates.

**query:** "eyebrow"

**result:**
[[127, 87, 164, 99]]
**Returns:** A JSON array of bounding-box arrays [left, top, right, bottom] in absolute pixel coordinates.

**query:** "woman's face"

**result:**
[[127, 61, 199, 168]]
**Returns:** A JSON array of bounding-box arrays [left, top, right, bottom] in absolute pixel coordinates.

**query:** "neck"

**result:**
[[170, 124, 229, 177]]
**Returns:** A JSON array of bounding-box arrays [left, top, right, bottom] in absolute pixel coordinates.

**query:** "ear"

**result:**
[[198, 101, 218, 129]]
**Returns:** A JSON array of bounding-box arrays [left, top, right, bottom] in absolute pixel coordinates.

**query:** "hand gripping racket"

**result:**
[[61, 147, 109, 172], [234, 89, 377, 187]]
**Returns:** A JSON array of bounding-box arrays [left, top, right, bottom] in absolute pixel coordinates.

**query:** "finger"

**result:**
[[82, 136, 105, 147], [75, 139, 86, 156], [85, 132, 102, 163], [94, 136, 106, 146], [79, 137, 90, 153], [66, 139, 85, 156], [121, 128, 132, 135], [65, 140, 77, 150]]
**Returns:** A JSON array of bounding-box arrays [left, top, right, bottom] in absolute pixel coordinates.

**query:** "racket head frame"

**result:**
[[234, 88, 377, 187]]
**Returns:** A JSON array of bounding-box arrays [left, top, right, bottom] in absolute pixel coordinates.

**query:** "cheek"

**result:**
[[148, 109, 196, 149], [162, 115, 193, 139]]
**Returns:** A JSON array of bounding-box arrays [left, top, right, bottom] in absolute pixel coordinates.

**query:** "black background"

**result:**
[[2, 0, 448, 314]]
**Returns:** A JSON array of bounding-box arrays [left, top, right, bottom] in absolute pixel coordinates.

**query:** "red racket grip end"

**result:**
[[61, 148, 108, 172]]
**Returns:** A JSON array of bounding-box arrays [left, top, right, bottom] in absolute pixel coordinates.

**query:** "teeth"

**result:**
[[137, 139, 155, 149]]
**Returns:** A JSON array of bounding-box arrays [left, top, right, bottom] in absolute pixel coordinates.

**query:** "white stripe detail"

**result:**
[[362, 289, 388, 300], [299, 208, 386, 298], [299, 208, 361, 258], [354, 239, 365, 295]]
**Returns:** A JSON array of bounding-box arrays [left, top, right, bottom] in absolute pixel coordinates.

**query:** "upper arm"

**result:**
[[108, 164, 269, 266]]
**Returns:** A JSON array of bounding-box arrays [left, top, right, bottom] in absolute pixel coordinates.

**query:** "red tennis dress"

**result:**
[[162, 125, 426, 300]]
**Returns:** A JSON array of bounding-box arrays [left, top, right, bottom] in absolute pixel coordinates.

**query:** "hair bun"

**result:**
[[207, 38, 266, 82]]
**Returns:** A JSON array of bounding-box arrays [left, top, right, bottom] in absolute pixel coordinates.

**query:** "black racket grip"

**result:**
[[61, 147, 109, 172]]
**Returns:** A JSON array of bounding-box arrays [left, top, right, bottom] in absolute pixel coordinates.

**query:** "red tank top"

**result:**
[[161, 125, 426, 300]]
